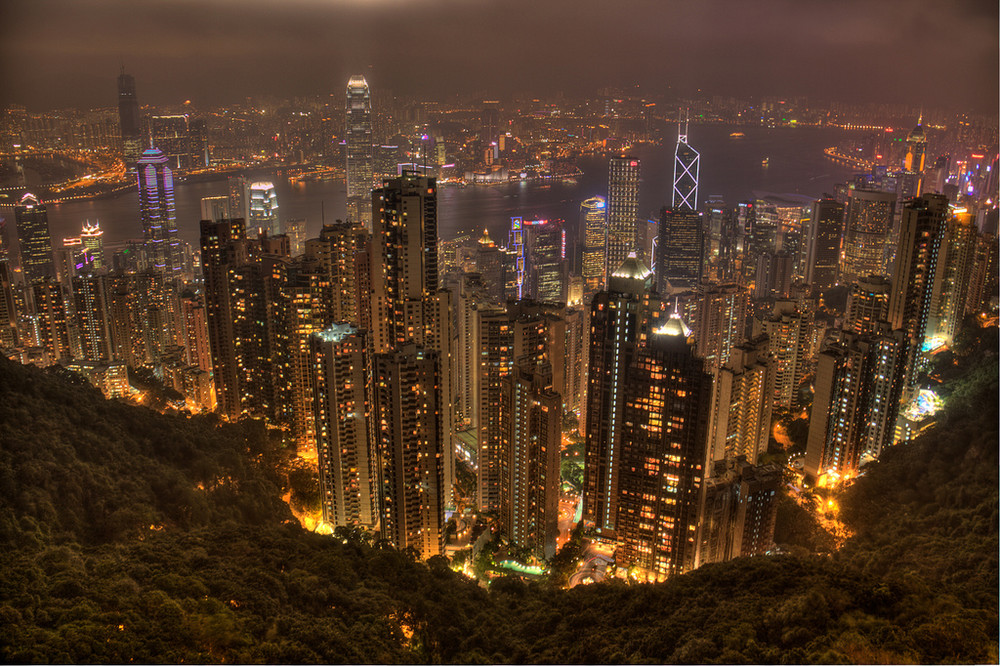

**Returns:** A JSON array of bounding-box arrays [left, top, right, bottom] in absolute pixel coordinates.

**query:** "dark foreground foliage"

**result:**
[[1, 356, 997, 664]]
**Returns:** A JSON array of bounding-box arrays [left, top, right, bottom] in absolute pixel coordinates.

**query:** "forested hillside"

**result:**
[[1, 356, 996, 664]]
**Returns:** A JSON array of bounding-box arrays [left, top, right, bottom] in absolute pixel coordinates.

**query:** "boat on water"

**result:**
[[730, 132, 745, 139], [762, 157, 770, 167]]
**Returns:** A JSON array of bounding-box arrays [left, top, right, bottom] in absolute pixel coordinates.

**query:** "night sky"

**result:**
[[1, 0, 997, 112]]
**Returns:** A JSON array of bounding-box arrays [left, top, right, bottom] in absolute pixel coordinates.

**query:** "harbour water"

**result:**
[[19, 125, 860, 252]]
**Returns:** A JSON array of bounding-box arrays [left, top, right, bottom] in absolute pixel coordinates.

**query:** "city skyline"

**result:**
[[0, 0, 996, 114]]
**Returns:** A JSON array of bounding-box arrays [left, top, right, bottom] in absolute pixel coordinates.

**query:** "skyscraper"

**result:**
[[672, 114, 700, 211], [583, 253, 664, 535], [615, 308, 711, 580], [73, 274, 112, 362], [606, 157, 640, 279], [14, 193, 55, 285], [475, 306, 548, 514], [311, 323, 377, 530], [843, 189, 896, 282], [698, 458, 781, 566], [137, 148, 183, 275], [227, 175, 249, 222], [692, 282, 747, 375], [509, 217, 567, 304], [804, 197, 844, 291], [888, 193, 948, 385], [200, 196, 230, 223], [804, 328, 908, 482], [707, 337, 775, 465], [656, 207, 704, 290], [581, 196, 608, 303], [928, 208, 977, 344], [756, 299, 820, 410], [502, 358, 561, 559], [200, 218, 290, 422], [79, 222, 105, 270], [117, 68, 143, 166], [249, 181, 281, 237], [346, 75, 374, 228], [845, 275, 891, 335], [901, 117, 927, 199], [372, 344, 444, 558], [370, 172, 453, 508]]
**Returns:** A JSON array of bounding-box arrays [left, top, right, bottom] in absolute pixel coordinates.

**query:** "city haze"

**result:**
[[1, 0, 997, 112]]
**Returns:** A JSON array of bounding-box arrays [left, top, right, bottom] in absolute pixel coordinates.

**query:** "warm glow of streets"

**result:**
[[791, 477, 855, 548]]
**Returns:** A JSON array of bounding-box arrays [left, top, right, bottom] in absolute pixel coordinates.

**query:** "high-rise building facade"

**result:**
[[502, 359, 561, 559], [804, 328, 908, 482], [311, 323, 376, 530], [72, 274, 112, 362], [137, 148, 183, 276], [117, 68, 143, 166], [707, 337, 774, 465], [692, 282, 747, 375], [372, 344, 444, 558], [370, 172, 453, 508], [14, 193, 55, 285], [804, 197, 844, 291], [656, 207, 704, 290], [888, 194, 948, 386], [346, 75, 374, 227], [928, 209, 977, 345], [249, 181, 281, 237], [200, 218, 290, 422], [509, 217, 567, 304], [606, 157, 641, 279], [846, 275, 891, 335], [698, 458, 781, 566], [580, 196, 607, 303], [843, 189, 896, 282], [583, 254, 664, 535], [756, 299, 820, 410], [672, 116, 700, 211], [615, 310, 711, 581]]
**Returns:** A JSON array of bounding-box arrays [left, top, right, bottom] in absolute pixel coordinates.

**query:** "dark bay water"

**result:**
[[24, 125, 859, 252]]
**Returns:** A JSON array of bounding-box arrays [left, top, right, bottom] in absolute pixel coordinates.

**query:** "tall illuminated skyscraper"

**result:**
[[370, 172, 454, 508], [346, 75, 374, 227], [72, 274, 112, 362], [672, 113, 700, 211], [117, 68, 143, 166], [14, 193, 55, 285], [606, 157, 641, 280], [846, 275, 891, 335], [692, 282, 747, 375], [707, 337, 774, 466], [508, 217, 567, 304], [503, 358, 561, 559], [580, 196, 607, 303], [80, 222, 105, 270], [842, 188, 896, 282], [901, 117, 927, 200], [888, 193, 948, 386], [137, 148, 182, 275], [804, 328, 908, 483], [311, 323, 377, 530], [656, 207, 704, 290], [372, 344, 444, 558], [615, 308, 711, 581], [249, 181, 280, 237], [583, 253, 664, 536], [804, 197, 844, 291]]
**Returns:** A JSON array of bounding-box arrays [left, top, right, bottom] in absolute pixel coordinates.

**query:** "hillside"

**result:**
[[1, 356, 997, 664]]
